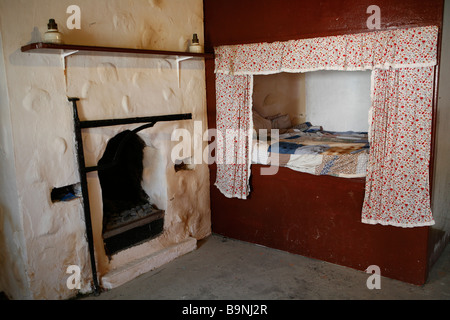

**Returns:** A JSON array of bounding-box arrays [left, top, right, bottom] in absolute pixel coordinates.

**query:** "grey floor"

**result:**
[[84, 234, 450, 300]]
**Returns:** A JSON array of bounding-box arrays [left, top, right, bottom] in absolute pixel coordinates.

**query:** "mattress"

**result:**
[[252, 127, 370, 178]]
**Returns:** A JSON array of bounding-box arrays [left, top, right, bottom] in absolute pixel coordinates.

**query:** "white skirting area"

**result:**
[[101, 237, 197, 290]]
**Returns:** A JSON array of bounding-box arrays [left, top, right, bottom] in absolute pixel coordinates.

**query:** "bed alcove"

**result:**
[[204, 0, 448, 285]]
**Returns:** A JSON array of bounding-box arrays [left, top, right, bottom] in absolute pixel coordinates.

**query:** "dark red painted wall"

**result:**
[[210, 165, 430, 285], [203, 0, 444, 285], [204, 0, 443, 51]]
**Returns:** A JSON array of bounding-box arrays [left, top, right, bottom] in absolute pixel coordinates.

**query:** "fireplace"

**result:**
[[98, 129, 164, 256], [69, 98, 193, 293]]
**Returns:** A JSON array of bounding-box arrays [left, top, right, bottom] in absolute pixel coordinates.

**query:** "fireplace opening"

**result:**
[[98, 130, 164, 256]]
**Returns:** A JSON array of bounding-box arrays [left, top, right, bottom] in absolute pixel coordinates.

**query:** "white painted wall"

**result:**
[[0, 31, 30, 300], [305, 70, 372, 132], [253, 73, 306, 125], [252, 70, 372, 132], [0, 0, 210, 300]]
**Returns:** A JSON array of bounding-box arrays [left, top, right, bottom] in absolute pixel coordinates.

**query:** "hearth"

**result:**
[[102, 205, 164, 256]]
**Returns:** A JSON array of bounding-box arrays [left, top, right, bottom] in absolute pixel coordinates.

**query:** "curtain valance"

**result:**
[[215, 26, 438, 75]]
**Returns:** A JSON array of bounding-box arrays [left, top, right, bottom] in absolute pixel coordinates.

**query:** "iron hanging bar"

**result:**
[[68, 97, 101, 295], [80, 111, 192, 174], [79, 113, 192, 129], [84, 122, 156, 173], [84, 114, 191, 173]]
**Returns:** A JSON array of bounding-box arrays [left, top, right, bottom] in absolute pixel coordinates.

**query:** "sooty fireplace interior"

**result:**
[[68, 97, 192, 293], [98, 129, 164, 256]]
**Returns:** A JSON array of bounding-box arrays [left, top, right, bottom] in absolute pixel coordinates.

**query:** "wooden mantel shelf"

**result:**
[[21, 42, 214, 59]]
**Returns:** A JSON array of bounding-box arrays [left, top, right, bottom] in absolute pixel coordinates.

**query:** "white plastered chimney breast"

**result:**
[[0, 0, 210, 299]]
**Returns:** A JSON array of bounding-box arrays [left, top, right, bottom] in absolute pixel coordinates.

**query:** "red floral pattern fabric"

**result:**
[[215, 26, 438, 74], [362, 67, 435, 227], [215, 73, 253, 199], [214, 26, 437, 227]]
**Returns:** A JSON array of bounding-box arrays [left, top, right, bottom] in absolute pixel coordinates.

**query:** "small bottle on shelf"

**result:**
[[189, 33, 203, 53], [43, 19, 63, 44]]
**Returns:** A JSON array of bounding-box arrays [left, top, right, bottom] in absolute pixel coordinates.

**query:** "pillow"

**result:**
[[252, 110, 272, 131], [265, 113, 282, 120], [271, 114, 292, 129]]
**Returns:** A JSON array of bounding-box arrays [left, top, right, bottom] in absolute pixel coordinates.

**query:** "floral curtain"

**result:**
[[215, 73, 253, 199], [362, 67, 435, 227], [214, 26, 438, 227]]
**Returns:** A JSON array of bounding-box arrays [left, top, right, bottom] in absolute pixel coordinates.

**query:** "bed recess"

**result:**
[[204, 0, 447, 286], [214, 25, 437, 227]]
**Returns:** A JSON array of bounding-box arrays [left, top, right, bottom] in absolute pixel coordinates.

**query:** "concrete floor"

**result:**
[[84, 234, 450, 300]]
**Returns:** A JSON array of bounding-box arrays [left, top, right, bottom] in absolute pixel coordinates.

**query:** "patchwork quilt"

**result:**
[[252, 128, 370, 178]]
